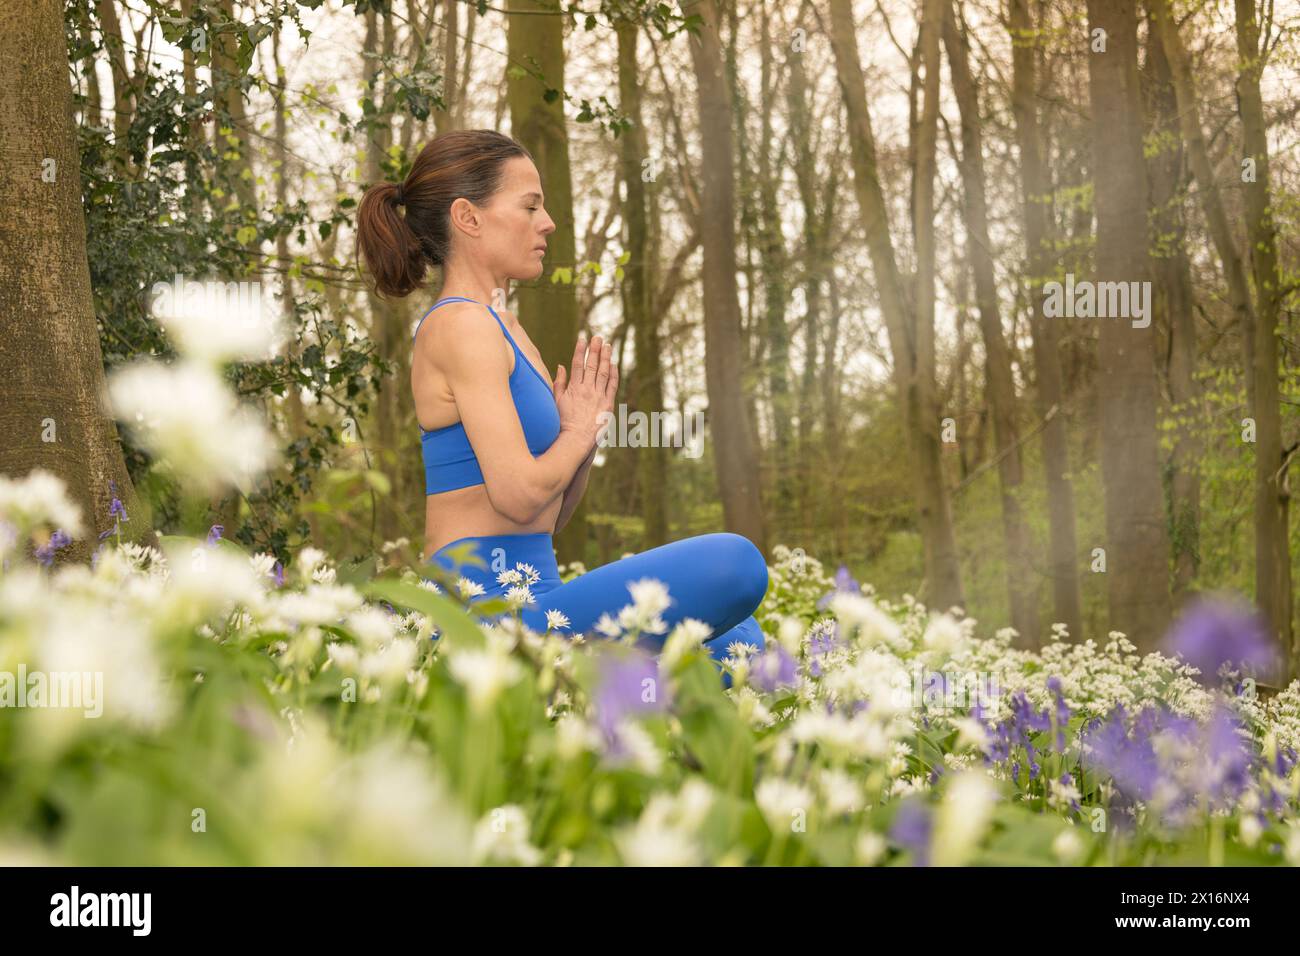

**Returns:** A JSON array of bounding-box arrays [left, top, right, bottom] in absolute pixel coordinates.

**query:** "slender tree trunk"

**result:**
[[1085, 0, 1172, 647], [755, 1, 795, 544], [0, 0, 144, 557], [1234, 0, 1292, 678], [95, 0, 134, 166], [944, 0, 1038, 642], [827, 0, 963, 609], [455, 3, 477, 130], [616, 16, 668, 547], [434, 0, 458, 136], [912, 0, 964, 610], [362, 7, 410, 547], [1142, 12, 1200, 598], [1150, 0, 1256, 409], [507, 0, 585, 561], [1008, 0, 1083, 640], [680, 0, 768, 551], [788, 34, 835, 541]]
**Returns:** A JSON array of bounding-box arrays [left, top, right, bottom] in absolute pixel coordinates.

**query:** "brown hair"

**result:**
[[356, 129, 533, 298]]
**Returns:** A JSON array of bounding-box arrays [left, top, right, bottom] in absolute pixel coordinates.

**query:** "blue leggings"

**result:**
[[426, 531, 768, 669]]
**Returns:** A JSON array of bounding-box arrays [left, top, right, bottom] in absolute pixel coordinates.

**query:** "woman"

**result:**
[[356, 129, 767, 666]]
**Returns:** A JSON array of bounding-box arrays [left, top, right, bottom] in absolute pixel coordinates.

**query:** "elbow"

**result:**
[[489, 477, 549, 525]]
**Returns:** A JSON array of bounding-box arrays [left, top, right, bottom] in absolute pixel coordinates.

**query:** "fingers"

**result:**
[[605, 356, 619, 404], [553, 363, 566, 398], [595, 339, 612, 395], [583, 335, 603, 382], [572, 333, 615, 400], [571, 335, 588, 384]]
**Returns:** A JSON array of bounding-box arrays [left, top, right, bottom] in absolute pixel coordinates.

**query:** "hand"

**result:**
[[553, 332, 617, 448]]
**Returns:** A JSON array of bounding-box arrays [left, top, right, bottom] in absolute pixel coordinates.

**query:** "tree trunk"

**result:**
[[1085, 0, 1172, 647], [755, 1, 795, 545], [1234, 0, 1292, 679], [1142, 11, 1200, 599], [828, 0, 963, 609], [616, 16, 668, 548], [507, 0, 586, 562], [943, 0, 1038, 642], [788, 36, 836, 542], [1008, 0, 1083, 640], [1150, 0, 1256, 409], [434, 0, 458, 136], [0, 0, 144, 557], [362, 7, 411, 548], [676, 0, 767, 551]]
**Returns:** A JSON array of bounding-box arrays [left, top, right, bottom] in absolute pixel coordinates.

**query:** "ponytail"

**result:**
[[356, 180, 427, 298]]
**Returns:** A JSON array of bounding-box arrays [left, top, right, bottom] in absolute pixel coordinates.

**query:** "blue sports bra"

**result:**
[[415, 296, 562, 495]]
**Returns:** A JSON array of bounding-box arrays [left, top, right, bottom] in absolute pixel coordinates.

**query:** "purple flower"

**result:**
[[817, 564, 861, 610], [750, 644, 798, 693], [834, 564, 860, 593], [808, 623, 841, 677], [1196, 704, 1251, 805], [889, 801, 932, 866], [1046, 677, 1072, 749], [273, 561, 285, 587], [1081, 705, 1161, 803], [34, 529, 71, 567], [1081, 702, 1253, 827], [1058, 772, 1082, 813], [1162, 596, 1279, 685], [593, 648, 669, 750], [206, 524, 225, 546]]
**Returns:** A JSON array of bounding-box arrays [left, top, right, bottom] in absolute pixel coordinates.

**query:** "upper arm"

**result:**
[[425, 305, 542, 520]]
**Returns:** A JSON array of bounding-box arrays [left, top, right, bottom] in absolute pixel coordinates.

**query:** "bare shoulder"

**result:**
[[419, 301, 511, 373]]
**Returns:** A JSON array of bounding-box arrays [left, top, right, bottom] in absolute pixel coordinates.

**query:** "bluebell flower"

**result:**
[[808, 625, 841, 677], [207, 524, 225, 546], [888, 800, 932, 866], [1162, 596, 1279, 685], [1080, 705, 1160, 803], [749, 644, 798, 693], [34, 529, 71, 567], [817, 564, 861, 610], [593, 648, 669, 751]]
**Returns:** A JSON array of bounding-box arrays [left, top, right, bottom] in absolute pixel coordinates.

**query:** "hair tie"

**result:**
[[395, 184, 407, 207]]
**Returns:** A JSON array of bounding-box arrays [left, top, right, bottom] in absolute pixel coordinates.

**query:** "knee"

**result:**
[[708, 533, 769, 615]]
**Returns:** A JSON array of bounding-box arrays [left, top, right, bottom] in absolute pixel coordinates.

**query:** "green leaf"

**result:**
[[363, 577, 484, 649]]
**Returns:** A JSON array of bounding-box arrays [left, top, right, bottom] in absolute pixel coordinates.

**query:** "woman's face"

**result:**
[[478, 156, 556, 281]]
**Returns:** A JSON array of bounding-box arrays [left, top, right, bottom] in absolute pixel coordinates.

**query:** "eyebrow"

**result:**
[[523, 191, 544, 203]]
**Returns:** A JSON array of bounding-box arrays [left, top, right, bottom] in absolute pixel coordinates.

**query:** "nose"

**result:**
[[539, 212, 556, 236]]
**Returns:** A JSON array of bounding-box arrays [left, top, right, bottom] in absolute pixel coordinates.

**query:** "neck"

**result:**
[[437, 259, 510, 308]]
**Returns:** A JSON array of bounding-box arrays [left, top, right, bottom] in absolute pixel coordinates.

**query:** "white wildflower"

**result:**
[[931, 770, 999, 866], [0, 469, 85, 538], [473, 805, 542, 866], [1051, 826, 1085, 863], [855, 831, 888, 866], [346, 606, 396, 649], [755, 778, 813, 831], [447, 646, 525, 713], [108, 360, 276, 492]]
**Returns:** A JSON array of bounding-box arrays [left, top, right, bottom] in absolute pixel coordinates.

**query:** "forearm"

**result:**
[[554, 447, 596, 533], [511, 428, 592, 523]]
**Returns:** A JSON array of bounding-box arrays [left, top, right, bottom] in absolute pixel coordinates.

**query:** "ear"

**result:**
[[448, 197, 481, 240]]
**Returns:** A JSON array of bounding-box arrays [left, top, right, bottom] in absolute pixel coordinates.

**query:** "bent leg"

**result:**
[[524, 532, 769, 647]]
